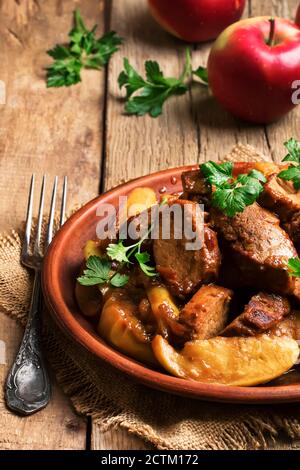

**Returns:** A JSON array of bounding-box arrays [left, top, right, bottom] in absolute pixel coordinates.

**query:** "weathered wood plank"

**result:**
[[92, 427, 153, 450], [102, 0, 199, 192], [0, 0, 105, 231], [0, 0, 106, 450]]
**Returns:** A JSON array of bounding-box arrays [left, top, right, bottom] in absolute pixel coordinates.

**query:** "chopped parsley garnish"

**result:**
[[201, 161, 266, 217], [278, 138, 300, 190], [77, 255, 128, 287]]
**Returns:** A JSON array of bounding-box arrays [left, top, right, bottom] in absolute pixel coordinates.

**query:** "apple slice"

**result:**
[[152, 334, 299, 386], [98, 291, 157, 366]]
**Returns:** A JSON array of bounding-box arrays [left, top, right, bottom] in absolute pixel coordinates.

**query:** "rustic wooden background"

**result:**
[[0, 0, 299, 450]]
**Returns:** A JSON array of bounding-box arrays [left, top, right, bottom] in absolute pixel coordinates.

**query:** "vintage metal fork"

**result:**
[[5, 175, 67, 415]]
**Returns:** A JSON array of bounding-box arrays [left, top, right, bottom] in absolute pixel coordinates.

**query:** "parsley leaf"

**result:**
[[135, 252, 157, 277], [287, 257, 300, 277], [201, 161, 265, 217], [248, 169, 267, 183], [46, 10, 123, 88], [201, 161, 233, 186], [212, 176, 263, 217], [77, 255, 129, 287], [107, 238, 157, 278], [278, 138, 300, 189], [106, 240, 130, 263], [193, 66, 209, 84], [282, 138, 300, 163], [118, 49, 192, 117], [110, 272, 129, 287], [77, 256, 111, 286], [278, 166, 300, 190]]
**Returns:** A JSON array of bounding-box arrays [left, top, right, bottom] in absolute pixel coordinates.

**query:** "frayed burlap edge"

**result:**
[[1, 144, 300, 450]]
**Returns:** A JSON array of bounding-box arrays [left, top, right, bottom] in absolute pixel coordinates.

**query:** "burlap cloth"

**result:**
[[1, 144, 300, 450]]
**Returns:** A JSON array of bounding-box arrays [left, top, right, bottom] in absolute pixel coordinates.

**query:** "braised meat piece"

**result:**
[[181, 169, 211, 205], [179, 284, 233, 340], [153, 199, 221, 298], [283, 213, 300, 245], [210, 203, 300, 298], [259, 173, 300, 243], [222, 292, 291, 337]]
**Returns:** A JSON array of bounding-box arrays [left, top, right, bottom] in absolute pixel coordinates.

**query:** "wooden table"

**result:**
[[0, 0, 299, 450]]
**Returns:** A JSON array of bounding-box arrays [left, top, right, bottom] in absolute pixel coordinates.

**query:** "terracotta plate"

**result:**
[[42, 164, 300, 404]]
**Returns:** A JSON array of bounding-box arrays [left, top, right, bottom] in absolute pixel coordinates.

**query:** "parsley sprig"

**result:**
[[77, 255, 129, 287], [118, 49, 192, 117], [201, 161, 266, 217], [46, 10, 123, 87], [278, 138, 300, 189], [107, 229, 157, 278]]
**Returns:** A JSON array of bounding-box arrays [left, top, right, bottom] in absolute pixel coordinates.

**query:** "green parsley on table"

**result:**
[[77, 255, 128, 287], [287, 257, 300, 277], [200, 161, 266, 217], [281, 137, 300, 163], [118, 49, 192, 117], [192, 65, 209, 84], [46, 10, 123, 88], [278, 138, 300, 189]]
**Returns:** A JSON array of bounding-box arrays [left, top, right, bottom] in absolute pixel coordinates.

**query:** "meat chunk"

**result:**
[[153, 199, 221, 297], [259, 173, 300, 243], [222, 292, 291, 337], [259, 173, 300, 221], [181, 169, 211, 205], [284, 213, 300, 244], [210, 203, 299, 298], [179, 284, 233, 340]]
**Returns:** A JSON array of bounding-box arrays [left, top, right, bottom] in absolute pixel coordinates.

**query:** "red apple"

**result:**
[[207, 16, 300, 123], [296, 4, 300, 27], [148, 0, 246, 43]]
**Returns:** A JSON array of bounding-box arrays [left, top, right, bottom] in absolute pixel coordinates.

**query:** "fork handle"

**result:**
[[5, 271, 51, 415]]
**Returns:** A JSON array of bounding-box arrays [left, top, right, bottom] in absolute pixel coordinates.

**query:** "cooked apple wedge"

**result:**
[[83, 239, 105, 260], [126, 187, 157, 217], [98, 290, 157, 366], [152, 334, 299, 386]]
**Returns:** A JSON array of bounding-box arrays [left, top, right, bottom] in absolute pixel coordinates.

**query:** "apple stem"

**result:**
[[267, 17, 275, 47]]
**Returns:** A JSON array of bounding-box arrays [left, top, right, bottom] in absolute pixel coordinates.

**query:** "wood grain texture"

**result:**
[[0, 0, 105, 231], [0, 0, 106, 450], [102, 0, 199, 191], [0, 312, 86, 449], [92, 427, 153, 450]]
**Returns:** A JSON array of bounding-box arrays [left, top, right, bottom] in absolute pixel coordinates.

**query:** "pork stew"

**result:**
[[75, 162, 300, 387]]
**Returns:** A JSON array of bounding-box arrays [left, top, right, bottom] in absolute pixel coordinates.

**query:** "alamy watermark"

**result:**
[[95, 197, 205, 251]]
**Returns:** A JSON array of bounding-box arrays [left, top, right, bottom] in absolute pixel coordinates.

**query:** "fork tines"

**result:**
[[22, 175, 67, 264]]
